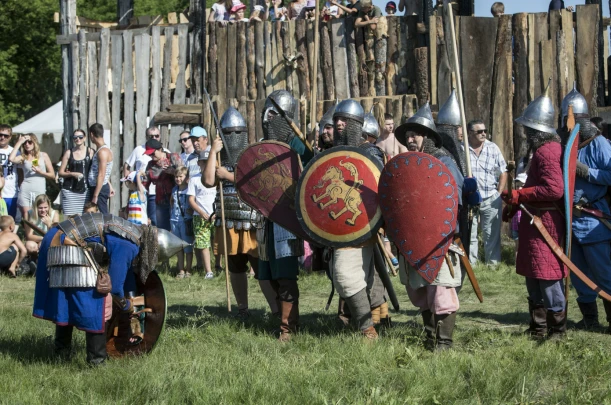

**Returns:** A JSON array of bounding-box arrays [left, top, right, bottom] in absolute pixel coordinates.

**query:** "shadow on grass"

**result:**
[[459, 309, 527, 326], [0, 334, 63, 365]]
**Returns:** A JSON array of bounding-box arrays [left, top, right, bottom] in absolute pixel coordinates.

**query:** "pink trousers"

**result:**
[[406, 285, 459, 315]]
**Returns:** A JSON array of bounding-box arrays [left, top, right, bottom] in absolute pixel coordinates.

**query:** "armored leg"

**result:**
[[525, 299, 547, 339], [344, 288, 377, 339], [435, 312, 457, 351], [85, 332, 107, 366], [546, 310, 567, 340], [576, 301, 600, 330], [421, 310, 435, 349], [54, 325, 73, 358], [277, 279, 299, 342]]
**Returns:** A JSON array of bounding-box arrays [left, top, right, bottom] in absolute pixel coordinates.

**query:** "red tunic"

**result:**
[[516, 142, 567, 280]]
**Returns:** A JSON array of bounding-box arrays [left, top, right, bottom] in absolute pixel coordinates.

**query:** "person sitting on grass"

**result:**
[[171, 166, 194, 279], [24, 194, 59, 256], [121, 170, 149, 225], [0, 216, 27, 277]]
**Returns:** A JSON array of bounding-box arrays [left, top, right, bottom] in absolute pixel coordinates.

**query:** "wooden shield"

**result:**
[[106, 271, 166, 358], [296, 146, 384, 248], [380, 152, 458, 283], [563, 124, 580, 256], [235, 140, 309, 241]]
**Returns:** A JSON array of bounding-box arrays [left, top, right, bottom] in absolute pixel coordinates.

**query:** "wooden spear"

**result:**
[[310, 0, 321, 142]]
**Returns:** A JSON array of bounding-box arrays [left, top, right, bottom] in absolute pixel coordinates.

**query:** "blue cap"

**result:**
[[190, 126, 207, 138]]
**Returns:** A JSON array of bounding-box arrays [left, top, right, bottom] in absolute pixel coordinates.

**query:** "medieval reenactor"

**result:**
[[257, 90, 314, 341], [203, 106, 279, 320], [362, 108, 380, 144], [393, 103, 465, 350], [318, 103, 336, 151], [561, 87, 611, 331], [503, 86, 567, 340], [33, 213, 186, 364]]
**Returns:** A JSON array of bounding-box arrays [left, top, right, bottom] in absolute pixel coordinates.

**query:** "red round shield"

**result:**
[[235, 141, 309, 241], [296, 146, 383, 248], [380, 152, 458, 283]]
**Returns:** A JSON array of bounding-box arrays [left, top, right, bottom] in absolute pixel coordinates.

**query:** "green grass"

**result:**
[[2, 251, 611, 404]]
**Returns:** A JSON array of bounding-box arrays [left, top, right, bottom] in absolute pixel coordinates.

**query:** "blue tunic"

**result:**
[[572, 135, 611, 244], [33, 229, 140, 333]]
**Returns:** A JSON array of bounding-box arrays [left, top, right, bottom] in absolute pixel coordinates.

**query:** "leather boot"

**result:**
[[259, 279, 280, 317], [576, 301, 600, 329], [279, 301, 299, 342], [421, 310, 436, 350], [337, 298, 351, 328], [546, 310, 567, 340], [85, 332, 107, 366], [379, 302, 392, 328], [362, 325, 378, 340], [525, 299, 547, 340], [54, 325, 73, 359], [435, 312, 457, 351], [229, 272, 250, 319], [602, 300, 611, 334], [371, 305, 381, 325]]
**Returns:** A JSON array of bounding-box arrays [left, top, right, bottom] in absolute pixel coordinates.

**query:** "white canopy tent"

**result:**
[[12, 101, 65, 161]]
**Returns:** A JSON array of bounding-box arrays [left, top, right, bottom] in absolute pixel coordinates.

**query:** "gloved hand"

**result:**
[[502, 204, 518, 222], [501, 189, 520, 206], [576, 161, 589, 179], [463, 177, 482, 206]]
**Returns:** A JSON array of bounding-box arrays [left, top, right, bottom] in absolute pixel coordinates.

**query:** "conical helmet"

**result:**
[[515, 79, 557, 134], [362, 107, 380, 139], [437, 89, 461, 126], [157, 228, 191, 261], [395, 102, 441, 147], [220, 106, 247, 133], [264, 89, 298, 121], [560, 82, 589, 120], [318, 102, 337, 131], [333, 99, 365, 124]]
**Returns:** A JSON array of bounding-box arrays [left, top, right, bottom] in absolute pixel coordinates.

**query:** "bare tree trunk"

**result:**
[[117, 0, 134, 27]]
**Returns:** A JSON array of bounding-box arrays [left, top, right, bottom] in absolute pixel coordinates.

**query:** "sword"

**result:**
[[454, 237, 484, 303], [267, 97, 314, 153], [203, 87, 233, 165], [22, 218, 46, 237], [373, 243, 400, 311], [520, 204, 611, 301]]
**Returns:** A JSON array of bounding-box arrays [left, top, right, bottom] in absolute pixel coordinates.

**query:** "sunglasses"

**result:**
[[24, 140, 33, 145], [0, 134, 10, 139], [149, 134, 161, 139], [179, 138, 190, 143], [73, 135, 85, 140], [473, 129, 487, 135]]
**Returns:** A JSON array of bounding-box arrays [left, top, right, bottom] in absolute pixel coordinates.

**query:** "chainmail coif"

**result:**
[[438, 124, 467, 176], [422, 137, 448, 159], [525, 127, 561, 151], [264, 115, 294, 144], [334, 118, 364, 147], [135, 225, 158, 285], [221, 131, 249, 166]]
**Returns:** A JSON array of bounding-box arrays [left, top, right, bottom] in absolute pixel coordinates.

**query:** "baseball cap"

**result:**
[[198, 146, 211, 161], [190, 126, 207, 138], [144, 138, 163, 155], [386, 1, 396, 9], [121, 171, 138, 183]]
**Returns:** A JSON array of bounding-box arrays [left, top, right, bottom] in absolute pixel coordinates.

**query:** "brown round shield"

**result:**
[[296, 146, 383, 248], [106, 271, 166, 358], [235, 140, 309, 241], [380, 152, 458, 283]]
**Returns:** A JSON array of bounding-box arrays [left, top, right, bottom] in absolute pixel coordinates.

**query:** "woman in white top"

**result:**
[[209, 0, 231, 22], [9, 133, 55, 219], [24, 194, 60, 255]]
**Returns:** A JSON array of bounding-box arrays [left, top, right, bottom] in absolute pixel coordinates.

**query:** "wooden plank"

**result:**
[[404, 16, 418, 95], [149, 26, 161, 124], [345, 15, 359, 98], [288, 21, 299, 99], [97, 29, 110, 129], [386, 16, 398, 99], [512, 13, 529, 163], [226, 22, 237, 99], [160, 27, 173, 146], [414, 47, 428, 106], [87, 41, 98, 128], [247, 100, 256, 144], [490, 14, 513, 162], [123, 31, 135, 164], [428, 16, 437, 106], [78, 30, 88, 130], [217, 23, 228, 102], [236, 22, 248, 101], [576, 4, 600, 108], [254, 21, 265, 99], [70, 40, 79, 133], [154, 112, 202, 125], [282, 21, 294, 95], [189, 0, 205, 105], [374, 19, 387, 96], [264, 22, 273, 95], [295, 19, 311, 99], [306, 20, 315, 97], [272, 22, 283, 91], [247, 22, 257, 100], [540, 39, 557, 124], [167, 12, 178, 24], [170, 25, 189, 148], [207, 23, 217, 96], [134, 34, 151, 147], [533, 13, 548, 96], [60, 0, 76, 150], [321, 21, 335, 100], [330, 19, 349, 99], [255, 99, 265, 142], [561, 9, 575, 89], [459, 16, 497, 131], [527, 14, 536, 102], [110, 34, 123, 214], [605, 26, 609, 101], [557, 30, 570, 109], [437, 15, 452, 108], [549, 10, 562, 91], [167, 104, 203, 113]]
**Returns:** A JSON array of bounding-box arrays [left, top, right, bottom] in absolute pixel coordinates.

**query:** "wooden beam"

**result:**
[[55, 24, 192, 44], [96, 28, 111, 130], [77, 30, 88, 130], [134, 34, 151, 146], [576, 4, 600, 108], [154, 112, 202, 125], [512, 13, 529, 163], [60, 0, 76, 150], [123, 31, 135, 169], [149, 26, 162, 124], [110, 33, 123, 214]]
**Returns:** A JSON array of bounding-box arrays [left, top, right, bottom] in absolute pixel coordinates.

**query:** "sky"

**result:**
[[370, 0, 609, 17]]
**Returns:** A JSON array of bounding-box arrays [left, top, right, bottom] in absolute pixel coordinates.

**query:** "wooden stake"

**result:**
[[310, 0, 320, 140]]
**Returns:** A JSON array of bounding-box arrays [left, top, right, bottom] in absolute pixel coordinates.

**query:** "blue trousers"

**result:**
[[105, 233, 139, 298], [525, 277, 565, 312], [147, 194, 157, 226], [156, 202, 171, 231], [570, 241, 611, 303]]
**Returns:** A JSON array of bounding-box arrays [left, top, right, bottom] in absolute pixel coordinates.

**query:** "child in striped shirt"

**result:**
[[121, 170, 148, 225]]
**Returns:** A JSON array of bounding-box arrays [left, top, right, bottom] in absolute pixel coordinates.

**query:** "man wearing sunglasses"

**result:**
[[467, 120, 507, 266], [124, 126, 166, 226], [0, 124, 18, 218]]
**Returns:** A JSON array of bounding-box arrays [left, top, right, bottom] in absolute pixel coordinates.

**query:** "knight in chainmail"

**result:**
[[505, 84, 567, 340], [33, 213, 187, 365], [318, 103, 336, 151], [558, 86, 611, 333], [258, 90, 314, 341], [202, 106, 279, 322], [394, 102, 464, 351]]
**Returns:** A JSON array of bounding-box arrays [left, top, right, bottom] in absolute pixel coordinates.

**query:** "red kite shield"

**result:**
[[296, 146, 384, 248], [235, 141, 309, 241], [380, 152, 459, 283]]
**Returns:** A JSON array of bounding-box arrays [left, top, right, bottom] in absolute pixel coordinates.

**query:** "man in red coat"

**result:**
[[502, 87, 567, 340]]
